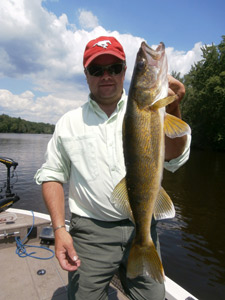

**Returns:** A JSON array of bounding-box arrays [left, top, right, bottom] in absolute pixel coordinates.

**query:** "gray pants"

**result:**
[[68, 214, 165, 300]]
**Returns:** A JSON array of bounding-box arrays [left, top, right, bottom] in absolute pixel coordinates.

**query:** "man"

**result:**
[[35, 36, 191, 300]]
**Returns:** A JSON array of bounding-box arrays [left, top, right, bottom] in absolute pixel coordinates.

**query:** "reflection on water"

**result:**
[[160, 149, 225, 299], [0, 133, 225, 299]]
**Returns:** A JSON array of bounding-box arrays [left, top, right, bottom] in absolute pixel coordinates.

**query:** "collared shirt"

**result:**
[[35, 90, 191, 221]]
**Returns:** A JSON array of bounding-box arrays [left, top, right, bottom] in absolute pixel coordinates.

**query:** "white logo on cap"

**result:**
[[93, 40, 112, 49]]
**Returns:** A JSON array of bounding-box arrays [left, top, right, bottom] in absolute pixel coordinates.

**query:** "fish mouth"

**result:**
[[141, 41, 165, 66], [134, 41, 166, 91]]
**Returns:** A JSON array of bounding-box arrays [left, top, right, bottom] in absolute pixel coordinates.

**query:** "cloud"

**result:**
[[0, 89, 84, 124], [166, 42, 203, 76], [78, 9, 99, 30], [0, 0, 204, 124]]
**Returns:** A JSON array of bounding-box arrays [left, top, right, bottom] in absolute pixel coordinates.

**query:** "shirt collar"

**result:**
[[88, 89, 126, 117]]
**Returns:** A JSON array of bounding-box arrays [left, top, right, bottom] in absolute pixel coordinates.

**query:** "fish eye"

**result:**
[[137, 60, 145, 71]]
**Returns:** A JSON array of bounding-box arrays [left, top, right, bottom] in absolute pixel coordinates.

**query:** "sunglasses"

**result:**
[[86, 63, 125, 77]]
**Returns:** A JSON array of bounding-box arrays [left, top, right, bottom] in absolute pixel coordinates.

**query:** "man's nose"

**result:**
[[101, 69, 111, 78]]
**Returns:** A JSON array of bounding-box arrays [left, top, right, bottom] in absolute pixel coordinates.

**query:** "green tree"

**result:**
[[181, 36, 225, 150], [0, 114, 55, 134]]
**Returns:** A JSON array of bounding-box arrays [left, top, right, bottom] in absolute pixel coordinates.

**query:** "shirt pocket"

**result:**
[[60, 136, 99, 182]]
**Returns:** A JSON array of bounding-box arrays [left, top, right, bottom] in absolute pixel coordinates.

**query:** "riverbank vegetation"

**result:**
[[0, 114, 55, 134], [177, 35, 225, 151]]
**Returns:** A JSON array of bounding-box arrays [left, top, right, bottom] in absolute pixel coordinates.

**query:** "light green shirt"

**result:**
[[35, 90, 191, 221]]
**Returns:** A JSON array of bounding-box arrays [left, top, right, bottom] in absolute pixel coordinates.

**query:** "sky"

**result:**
[[0, 0, 224, 124]]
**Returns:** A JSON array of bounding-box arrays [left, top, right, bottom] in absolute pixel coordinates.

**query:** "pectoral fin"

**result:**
[[164, 113, 191, 138], [154, 187, 175, 220], [151, 96, 176, 109], [110, 177, 134, 222]]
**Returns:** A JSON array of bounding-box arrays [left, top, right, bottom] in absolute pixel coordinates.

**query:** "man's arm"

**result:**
[[165, 75, 188, 161], [42, 181, 81, 271]]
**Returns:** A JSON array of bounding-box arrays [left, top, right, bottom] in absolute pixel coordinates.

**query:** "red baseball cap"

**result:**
[[83, 36, 126, 68]]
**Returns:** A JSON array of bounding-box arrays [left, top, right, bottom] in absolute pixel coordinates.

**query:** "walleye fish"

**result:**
[[111, 41, 191, 283]]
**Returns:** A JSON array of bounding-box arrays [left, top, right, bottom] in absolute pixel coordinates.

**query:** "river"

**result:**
[[0, 133, 224, 300]]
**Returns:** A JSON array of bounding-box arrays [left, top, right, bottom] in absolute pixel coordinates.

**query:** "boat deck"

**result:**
[[0, 241, 128, 300]]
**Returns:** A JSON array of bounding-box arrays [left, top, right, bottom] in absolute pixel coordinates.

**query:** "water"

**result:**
[[0, 133, 71, 221], [160, 150, 225, 299], [1, 133, 225, 300]]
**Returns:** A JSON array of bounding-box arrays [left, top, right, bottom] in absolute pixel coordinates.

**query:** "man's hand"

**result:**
[[166, 74, 185, 117], [55, 228, 81, 271], [42, 181, 80, 271]]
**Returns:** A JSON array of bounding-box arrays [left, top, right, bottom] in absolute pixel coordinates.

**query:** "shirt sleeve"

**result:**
[[164, 134, 191, 173], [34, 121, 71, 185]]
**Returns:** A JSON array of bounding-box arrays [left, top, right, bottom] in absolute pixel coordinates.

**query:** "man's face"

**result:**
[[85, 54, 126, 107]]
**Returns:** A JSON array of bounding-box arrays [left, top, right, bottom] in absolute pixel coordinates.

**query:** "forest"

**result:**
[[0, 114, 54, 134], [175, 35, 225, 151]]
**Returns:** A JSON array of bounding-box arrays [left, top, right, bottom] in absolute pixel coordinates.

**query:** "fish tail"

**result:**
[[127, 239, 165, 283]]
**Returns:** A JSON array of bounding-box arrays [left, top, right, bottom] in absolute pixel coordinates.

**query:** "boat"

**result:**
[[0, 157, 198, 299]]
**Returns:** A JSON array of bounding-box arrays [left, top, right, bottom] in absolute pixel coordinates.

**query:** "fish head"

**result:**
[[129, 41, 168, 108]]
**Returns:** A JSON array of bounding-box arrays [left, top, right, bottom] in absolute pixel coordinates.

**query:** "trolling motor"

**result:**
[[0, 157, 20, 212]]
